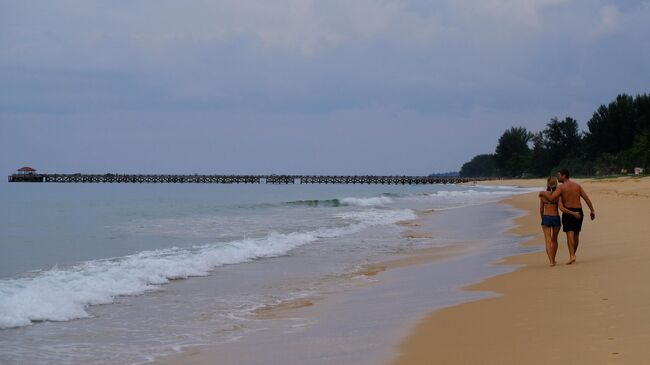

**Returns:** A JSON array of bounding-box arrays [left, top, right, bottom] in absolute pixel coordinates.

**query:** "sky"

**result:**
[[1, 0, 649, 175]]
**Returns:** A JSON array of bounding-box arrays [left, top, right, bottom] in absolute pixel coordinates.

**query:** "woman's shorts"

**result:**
[[541, 215, 561, 227]]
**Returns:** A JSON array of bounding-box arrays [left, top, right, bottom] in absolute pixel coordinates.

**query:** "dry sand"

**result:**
[[390, 177, 650, 365]]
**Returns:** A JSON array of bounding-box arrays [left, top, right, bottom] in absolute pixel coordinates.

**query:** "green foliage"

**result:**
[[551, 157, 593, 177], [494, 126, 533, 177], [530, 117, 582, 177], [630, 129, 650, 169], [585, 93, 650, 174], [584, 94, 637, 157], [458, 93, 650, 177], [459, 154, 497, 177], [543, 117, 582, 162]]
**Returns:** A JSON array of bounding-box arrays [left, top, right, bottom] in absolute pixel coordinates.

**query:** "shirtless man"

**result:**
[[539, 169, 595, 264]]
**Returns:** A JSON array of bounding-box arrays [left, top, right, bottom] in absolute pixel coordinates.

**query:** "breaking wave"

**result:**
[[285, 195, 392, 208], [0, 208, 414, 329]]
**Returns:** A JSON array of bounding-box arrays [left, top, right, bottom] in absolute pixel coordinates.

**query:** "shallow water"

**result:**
[[164, 201, 539, 365], [0, 182, 534, 365]]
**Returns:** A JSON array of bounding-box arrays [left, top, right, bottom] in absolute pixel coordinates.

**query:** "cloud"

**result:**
[[153, 0, 438, 54], [0, 0, 439, 66], [597, 5, 621, 32], [1, 0, 649, 172], [1, 1, 648, 118], [571, 2, 650, 43], [448, 0, 569, 27]]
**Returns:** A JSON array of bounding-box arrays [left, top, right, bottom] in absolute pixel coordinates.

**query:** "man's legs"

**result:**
[[574, 231, 580, 254], [566, 231, 577, 264]]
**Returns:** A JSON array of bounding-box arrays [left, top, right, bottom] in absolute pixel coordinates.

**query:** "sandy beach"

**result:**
[[148, 177, 650, 365], [391, 177, 650, 364]]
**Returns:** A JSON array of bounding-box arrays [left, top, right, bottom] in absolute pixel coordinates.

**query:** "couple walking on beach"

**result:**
[[538, 169, 595, 266]]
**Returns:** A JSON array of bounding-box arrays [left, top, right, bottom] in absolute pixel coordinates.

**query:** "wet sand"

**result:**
[[390, 177, 650, 364], [154, 197, 526, 365]]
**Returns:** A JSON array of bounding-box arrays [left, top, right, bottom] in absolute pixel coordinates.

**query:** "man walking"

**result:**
[[539, 169, 595, 264]]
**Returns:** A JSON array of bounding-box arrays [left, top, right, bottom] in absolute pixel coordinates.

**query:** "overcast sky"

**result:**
[[1, 0, 649, 175]]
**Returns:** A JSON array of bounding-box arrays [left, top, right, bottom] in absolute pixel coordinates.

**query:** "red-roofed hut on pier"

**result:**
[[17, 166, 37, 174]]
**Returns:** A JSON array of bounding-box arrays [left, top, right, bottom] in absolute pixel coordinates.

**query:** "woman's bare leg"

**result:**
[[551, 226, 560, 265], [542, 226, 556, 266]]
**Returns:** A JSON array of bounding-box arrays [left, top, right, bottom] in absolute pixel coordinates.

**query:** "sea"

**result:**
[[0, 182, 537, 365]]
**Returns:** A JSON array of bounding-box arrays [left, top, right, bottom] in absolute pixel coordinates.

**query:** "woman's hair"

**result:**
[[546, 175, 558, 192]]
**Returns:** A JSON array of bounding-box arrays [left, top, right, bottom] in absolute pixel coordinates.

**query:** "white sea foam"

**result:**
[[428, 189, 508, 197], [336, 208, 417, 225], [0, 208, 414, 329], [474, 184, 541, 191], [423, 187, 537, 200], [340, 196, 392, 207], [393, 187, 538, 212]]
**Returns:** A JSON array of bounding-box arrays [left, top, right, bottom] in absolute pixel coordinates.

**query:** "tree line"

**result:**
[[459, 93, 650, 178]]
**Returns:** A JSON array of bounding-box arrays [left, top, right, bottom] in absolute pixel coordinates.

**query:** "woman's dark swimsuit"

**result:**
[[562, 207, 584, 232], [542, 215, 561, 227], [541, 201, 561, 227]]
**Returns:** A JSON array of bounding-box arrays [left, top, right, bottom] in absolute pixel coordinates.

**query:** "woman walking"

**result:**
[[540, 176, 562, 266]]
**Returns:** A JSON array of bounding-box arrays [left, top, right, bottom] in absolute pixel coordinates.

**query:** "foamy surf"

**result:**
[[340, 196, 392, 207], [284, 195, 393, 208], [0, 208, 415, 329], [416, 187, 537, 203]]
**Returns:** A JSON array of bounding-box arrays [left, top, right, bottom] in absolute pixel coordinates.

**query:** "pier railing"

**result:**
[[9, 173, 483, 184]]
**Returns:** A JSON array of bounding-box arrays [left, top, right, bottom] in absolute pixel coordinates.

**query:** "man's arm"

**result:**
[[558, 198, 580, 218], [539, 185, 562, 201], [580, 186, 596, 220], [539, 198, 544, 218]]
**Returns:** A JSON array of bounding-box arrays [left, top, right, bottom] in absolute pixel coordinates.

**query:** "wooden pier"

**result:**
[[9, 172, 479, 185]]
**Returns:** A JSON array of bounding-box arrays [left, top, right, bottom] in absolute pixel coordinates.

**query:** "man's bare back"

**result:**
[[558, 180, 586, 209]]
